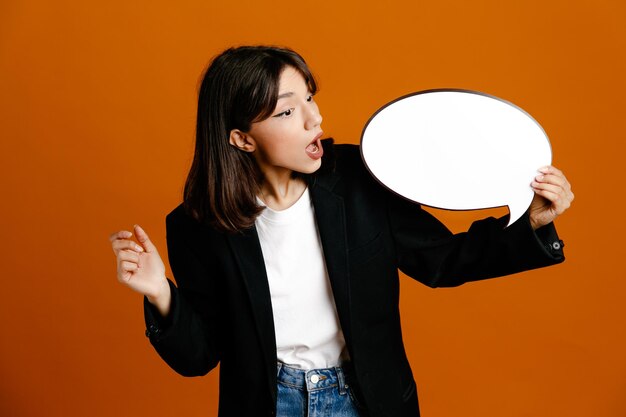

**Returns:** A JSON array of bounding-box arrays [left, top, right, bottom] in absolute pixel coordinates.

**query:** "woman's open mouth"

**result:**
[[305, 133, 324, 160]]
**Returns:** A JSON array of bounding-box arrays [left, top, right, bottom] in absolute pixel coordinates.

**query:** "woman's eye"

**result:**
[[274, 108, 294, 118]]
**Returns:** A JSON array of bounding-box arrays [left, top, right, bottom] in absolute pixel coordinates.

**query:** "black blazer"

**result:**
[[144, 140, 565, 417]]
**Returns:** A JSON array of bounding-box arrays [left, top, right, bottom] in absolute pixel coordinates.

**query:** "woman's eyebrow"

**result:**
[[277, 92, 294, 100]]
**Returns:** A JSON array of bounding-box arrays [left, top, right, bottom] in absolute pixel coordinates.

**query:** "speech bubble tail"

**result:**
[[506, 204, 527, 228]]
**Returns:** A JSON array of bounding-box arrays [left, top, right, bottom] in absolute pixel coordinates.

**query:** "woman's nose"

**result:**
[[304, 105, 323, 130]]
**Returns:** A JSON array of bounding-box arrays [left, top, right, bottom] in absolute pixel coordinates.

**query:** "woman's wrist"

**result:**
[[146, 278, 172, 318]]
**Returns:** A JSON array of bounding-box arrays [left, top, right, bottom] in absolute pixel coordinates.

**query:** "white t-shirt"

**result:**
[[255, 187, 348, 369]]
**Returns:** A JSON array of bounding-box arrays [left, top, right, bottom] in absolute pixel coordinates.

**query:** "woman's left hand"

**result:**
[[528, 166, 574, 230]]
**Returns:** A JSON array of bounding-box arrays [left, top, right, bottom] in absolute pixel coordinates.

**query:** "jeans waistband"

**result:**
[[277, 362, 353, 393]]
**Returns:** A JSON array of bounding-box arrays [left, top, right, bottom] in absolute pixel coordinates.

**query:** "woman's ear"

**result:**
[[229, 129, 256, 152]]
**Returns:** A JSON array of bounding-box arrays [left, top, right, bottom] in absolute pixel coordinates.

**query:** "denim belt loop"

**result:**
[[335, 366, 347, 395], [276, 362, 283, 377]]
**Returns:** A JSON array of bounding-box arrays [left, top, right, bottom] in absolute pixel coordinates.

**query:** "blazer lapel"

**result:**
[[310, 181, 354, 346], [225, 227, 277, 392]]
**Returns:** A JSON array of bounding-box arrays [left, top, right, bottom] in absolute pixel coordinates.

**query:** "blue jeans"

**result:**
[[276, 362, 366, 417]]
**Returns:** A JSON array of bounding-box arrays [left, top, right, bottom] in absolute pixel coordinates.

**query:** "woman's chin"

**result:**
[[302, 159, 322, 174]]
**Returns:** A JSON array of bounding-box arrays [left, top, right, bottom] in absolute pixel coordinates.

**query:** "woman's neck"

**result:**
[[259, 171, 307, 211]]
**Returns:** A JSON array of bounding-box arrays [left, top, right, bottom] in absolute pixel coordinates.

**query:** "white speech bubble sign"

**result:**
[[360, 89, 552, 227]]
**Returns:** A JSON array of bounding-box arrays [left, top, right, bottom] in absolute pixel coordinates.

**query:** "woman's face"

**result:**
[[245, 66, 324, 177]]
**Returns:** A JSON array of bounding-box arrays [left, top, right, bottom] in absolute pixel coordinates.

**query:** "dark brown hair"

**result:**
[[183, 46, 318, 233]]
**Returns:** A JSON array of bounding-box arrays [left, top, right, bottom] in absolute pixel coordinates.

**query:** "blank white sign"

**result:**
[[360, 89, 552, 226]]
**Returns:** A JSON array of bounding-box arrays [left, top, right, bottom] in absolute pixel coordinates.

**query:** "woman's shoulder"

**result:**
[[166, 204, 212, 236], [319, 138, 365, 173], [165, 204, 230, 255], [313, 138, 381, 194], [166, 203, 187, 223]]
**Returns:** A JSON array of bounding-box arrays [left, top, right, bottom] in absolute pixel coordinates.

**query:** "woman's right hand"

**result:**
[[109, 224, 171, 317]]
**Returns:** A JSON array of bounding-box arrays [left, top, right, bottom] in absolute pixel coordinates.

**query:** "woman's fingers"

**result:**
[[531, 180, 562, 193], [538, 165, 562, 175], [528, 165, 574, 229], [531, 188, 569, 214], [110, 228, 146, 283], [534, 174, 572, 193], [534, 174, 567, 189], [120, 260, 139, 271], [118, 250, 140, 264], [533, 186, 573, 209], [532, 167, 574, 208], [111, 235, 145, 255], [119, 260, 139, 280], [537, 167, 573, 190], [116, 249, 141, 282], [109, 230, 132, 242]]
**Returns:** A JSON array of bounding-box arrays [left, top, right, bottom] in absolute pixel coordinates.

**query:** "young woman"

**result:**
[[110, 46, 573, 417]]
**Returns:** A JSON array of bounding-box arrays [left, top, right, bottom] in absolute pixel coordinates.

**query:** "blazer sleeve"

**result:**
[[387, 192, 565, 288], [143, 208, 221, 376]]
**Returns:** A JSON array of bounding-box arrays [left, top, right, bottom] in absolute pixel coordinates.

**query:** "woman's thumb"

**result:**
[[134, 224, 157, 252]]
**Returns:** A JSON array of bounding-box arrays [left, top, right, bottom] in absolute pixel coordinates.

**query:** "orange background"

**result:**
[[1, 0, 625, 416]]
